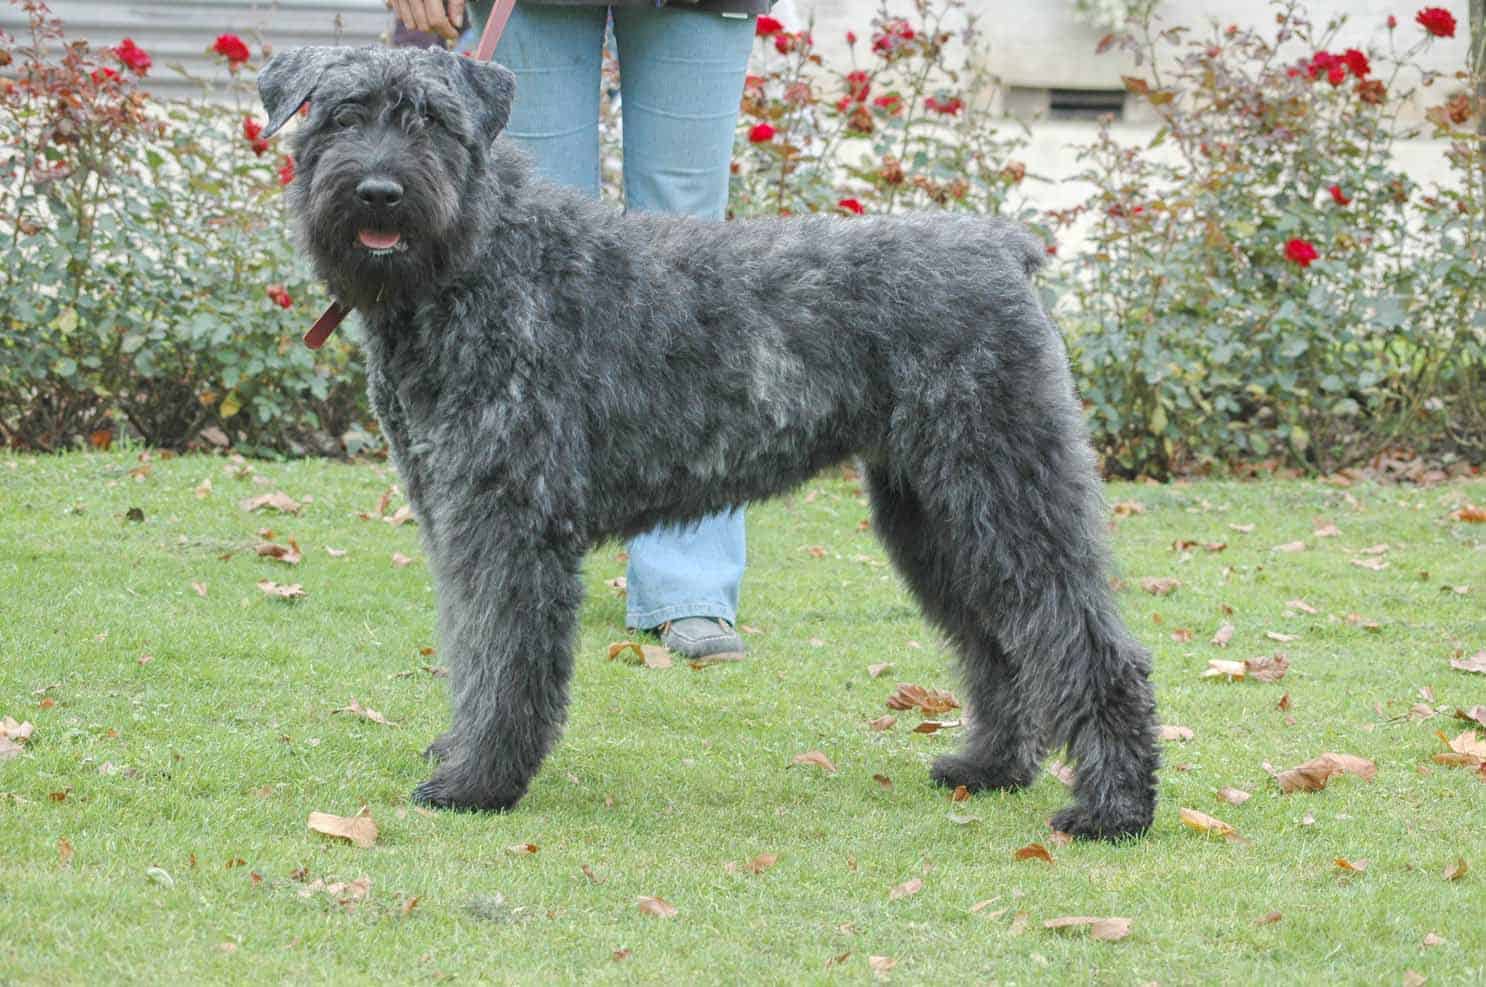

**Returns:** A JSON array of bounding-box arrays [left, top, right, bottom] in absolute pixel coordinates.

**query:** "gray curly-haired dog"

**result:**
[[258, 45, 1159, 839]]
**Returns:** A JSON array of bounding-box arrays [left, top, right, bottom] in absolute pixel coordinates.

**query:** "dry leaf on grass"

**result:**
[[1449, 503, 1486, 523], [1217, 786, 1252, 806], [885, 683, 960, 716], [1449, 651, 1486, 675], [1273, 541, 1307, 553], [384, 505, 416, 527], [1286, 598, 1320, 615], [257, 580, 305, 600], [1203, 654, 1289, 683], [391, 552, 414, 568], [636, 896, 677, 918], [867, 662, 893, 679], [946, 812, 981, 826], [1112, 500, 1145, 517], [1046, 760, 1074, 786], [0, 717, 34, 761], [1350, 557, 1389, 572], [1403, 971, 1426, 987], [240, 492, 301, 515], [869, 715, 896, 732], [1334, 857, 1368, 873], [791, 751, 837, 774], [57, 837, 73, 868], [1140, 577, 1180, 596], [505, 843, 539, 856], [1254, 911, 1283, 925], [868, 956, 896, 976], [1159, 725, 1194, 742], [307, 807, 378, 849], [1313, 521, 1341, 538], [1179, 807, 1239, 840], [1230, 522, 1256, 533], [1211, 622, 1235, 647], [888, 877, 923, 900], [1171, 628, 1194, 643], [872, 773, 893, 789], [255, 540, 302, 565], [1455, 706, 1486, 728], [1043, 916, 1132, 942], [1442, 858, 1468, 881], [1432, 729, 1486, 767], [606, 641, 672, 669], [1271, 752, 1377, 793], [191, 581, 208, 598], [913, 720, 960, 733], [331, 700, 395, 727], [1265, 631, 1299, 643], [1013, 843, 1054, 864], [1422, 932, 1443, 947]]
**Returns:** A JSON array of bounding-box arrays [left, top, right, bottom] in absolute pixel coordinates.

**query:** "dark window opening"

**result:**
[[1047, 88, 1126, 121]]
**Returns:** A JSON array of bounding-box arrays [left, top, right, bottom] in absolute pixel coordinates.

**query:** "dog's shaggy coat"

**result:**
[[259, 45, 1160, 839]]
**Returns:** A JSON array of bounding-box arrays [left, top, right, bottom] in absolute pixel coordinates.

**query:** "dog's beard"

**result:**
[[299, 149, 463, 311]]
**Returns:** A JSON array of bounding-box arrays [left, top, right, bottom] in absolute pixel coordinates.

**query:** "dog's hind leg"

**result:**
[[411, 530, 582, 812], [866, 464, 1044, 793], [898, 346, 1158, 840]]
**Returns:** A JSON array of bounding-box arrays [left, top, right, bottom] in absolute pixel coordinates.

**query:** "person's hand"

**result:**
[[388, 0, 466, 42]]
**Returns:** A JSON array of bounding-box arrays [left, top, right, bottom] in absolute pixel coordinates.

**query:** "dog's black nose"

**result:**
[[356, 177, 404, 209]]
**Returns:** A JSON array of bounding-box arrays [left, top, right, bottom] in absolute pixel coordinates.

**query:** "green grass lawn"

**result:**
[[1, 449, 1483, 984]]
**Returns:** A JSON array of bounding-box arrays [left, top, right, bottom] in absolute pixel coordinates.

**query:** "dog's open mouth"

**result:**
[[358, 229, 407, 255]]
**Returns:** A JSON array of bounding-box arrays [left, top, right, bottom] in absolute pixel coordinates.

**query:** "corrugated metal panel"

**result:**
[[0, 0, 392, 102]]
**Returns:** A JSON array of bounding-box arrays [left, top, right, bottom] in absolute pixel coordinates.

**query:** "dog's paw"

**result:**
[[411, 776, 523, 813], [929, 754, 1035, 793], [1049, 803, 1152, 842]]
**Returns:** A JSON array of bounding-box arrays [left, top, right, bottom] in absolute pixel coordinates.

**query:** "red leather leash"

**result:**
[[303, 0, 519, 349]]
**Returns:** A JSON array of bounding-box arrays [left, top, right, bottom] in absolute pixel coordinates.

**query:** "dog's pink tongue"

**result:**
[[358, 229, 401, 250]]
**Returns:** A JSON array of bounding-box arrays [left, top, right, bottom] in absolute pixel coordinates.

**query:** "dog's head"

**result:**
[[258, 46, 516, 309]]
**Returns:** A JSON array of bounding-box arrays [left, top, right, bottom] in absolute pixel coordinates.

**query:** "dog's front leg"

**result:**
[[412, 510, 583, 812]]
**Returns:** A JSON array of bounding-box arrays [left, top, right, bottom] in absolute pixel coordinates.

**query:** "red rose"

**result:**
[[773, 33, 795, 54], [873, 94, 902, 114], [837, 198, 864, 215], [755, 15, 783, 37], [1414, 7, 1456, 38], [872, 19, 915, 56], [1329, 184, 1352, 206], [1284, 238, 1319, 268], [212, 33, 251, 65], [834, 97, 851, 113], [1356, 78, 1387, 104], [266, 284, 293, 309], [846, 70, 870, 103], [1327, 63, 1346, 86], [278, 155, 296, 186], [924, 96, 963, 115], [90, 67, 119, 85], [845, 31, 857, 45], [243, 115, 270, 155], [1387, 14, 1398, 28], [748, 122, 776, 143], [115, 38, 152, 76], [1341, 48, 1370, 78]]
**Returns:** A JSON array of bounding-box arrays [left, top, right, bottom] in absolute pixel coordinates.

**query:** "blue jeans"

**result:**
[[484, 3, 754, 629]]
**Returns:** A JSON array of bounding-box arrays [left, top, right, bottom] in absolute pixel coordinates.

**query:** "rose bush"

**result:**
[[0, 1, 370, 454], [1051, 1, 1484, 477]]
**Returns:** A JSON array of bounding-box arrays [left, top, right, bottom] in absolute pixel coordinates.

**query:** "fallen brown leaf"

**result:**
[[1273, 540, 1307, 553], [1159, 724, 1194, 742], [384, 505, 416, 527], [1455, 706, 1486, 728], [1422, 932, 1443, 947], [240, 492, 301, 515], [867, 662, 893, 679], [871, 773, 892, 790], [746, 853, 778, 874], [255, 540, 302, 565], [256, 580, 305, 600], [1286, 598, 1320, 615], [1432, 729, 1486, 767], [1449, 503, 1486, 522], [1217, 786, 1252, 806], [1013, 843, 1053, 864], [1254, 911, 1282, 926], [913, 720, 959, 733], [1171, 628, 1194, 643], [1265, 631, 1298, 643], [606, 641, 673, 669], [1112, 500, 1145, 517], [1272, 753, 1377, 793], [1047, 760, 1074, 786], [391, 552, 414, 568], [888, 877, 923, 900], [505, 843, 539, 856], [58, 836, 73, 868], [1140, 577, 1180, 596], [869, 715, 896, 732], [0, 716, 35, 761], [637, 895, 677, 918], [1043, 915, 1132, 942], [1449, 651, 1486, 675], [1179, 806, 1237, 839], [307, 807, 378, 849], [885, 683, 960, 716], [1211, 622, 1235, 647], [791, 750, 837, 774], [1334, 857, 1368, 873], [191, 581, 208, 598], [868, 955, 896, 976], [612, 948, 631, 962], [1443, 858, 1468, 881], [1350, 557, 1388, 572], [1246, 654, 1290, 683], [332, 699, 395, 726]]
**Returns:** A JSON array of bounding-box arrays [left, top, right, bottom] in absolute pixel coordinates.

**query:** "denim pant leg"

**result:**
[[612, 8, 755, 630], [489, 4, 607, 195]]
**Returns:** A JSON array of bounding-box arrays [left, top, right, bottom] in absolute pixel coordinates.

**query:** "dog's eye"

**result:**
[[333, 106, 361, 128]]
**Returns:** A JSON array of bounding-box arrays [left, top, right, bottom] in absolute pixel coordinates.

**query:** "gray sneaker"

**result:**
[[658, 617, 746, 662]]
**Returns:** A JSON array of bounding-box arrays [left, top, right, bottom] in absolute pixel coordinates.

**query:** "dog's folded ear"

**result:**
[[452, 57, 517, 146], [259, 47, 336, 138]]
